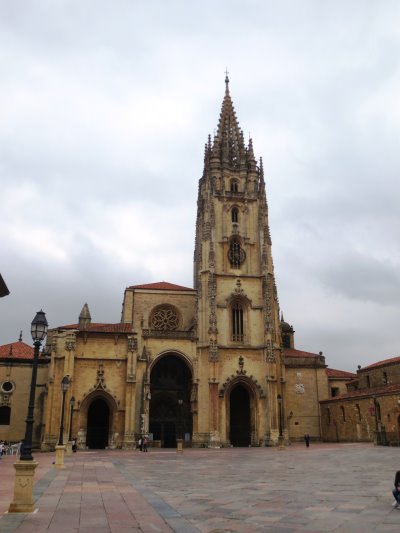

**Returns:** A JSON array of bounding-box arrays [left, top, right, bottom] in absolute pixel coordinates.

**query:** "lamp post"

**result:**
[[277, 394, 284, 449], [177, 398, 183, 454], [9, 310, 48, 513], [66, 396, 75, 455], [54, 376, 70, 468]]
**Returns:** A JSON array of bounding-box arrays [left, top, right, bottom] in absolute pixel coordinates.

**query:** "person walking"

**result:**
[[304, 434, 310, 448], [392, 470, 400, 508], [143, 435, 148, 452]]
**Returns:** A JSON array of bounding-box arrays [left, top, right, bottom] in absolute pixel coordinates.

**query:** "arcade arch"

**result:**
[[149, 353, 193, 448]]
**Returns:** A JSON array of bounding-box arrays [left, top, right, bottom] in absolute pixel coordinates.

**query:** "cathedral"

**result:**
[[39, 77, 332, 450]]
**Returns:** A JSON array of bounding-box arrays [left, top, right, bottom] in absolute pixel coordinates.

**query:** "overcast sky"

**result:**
[[1, 1, 399, 371]]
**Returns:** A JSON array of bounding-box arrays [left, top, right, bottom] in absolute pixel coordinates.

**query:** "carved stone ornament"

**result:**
[[209, 339, 218, 362], [128, 338, 138, 352], [294, 383, 305, 394], [266, 340, 275, 363], [65, 341, 76, 351]]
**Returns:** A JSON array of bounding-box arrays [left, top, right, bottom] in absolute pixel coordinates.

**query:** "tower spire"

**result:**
[[210, 72, 246, 168]]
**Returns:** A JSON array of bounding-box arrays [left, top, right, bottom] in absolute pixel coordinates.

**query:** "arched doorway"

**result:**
[[149, 354, 192, 448], [86, 398, 110, 449], [230, 384, 251, 446]]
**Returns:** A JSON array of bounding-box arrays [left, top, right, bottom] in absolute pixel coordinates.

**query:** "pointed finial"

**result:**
[[79, 302, 91, 329], [19, 330, 23, 342], [225, 68, 229, 89], [281, 312, 284, 322]]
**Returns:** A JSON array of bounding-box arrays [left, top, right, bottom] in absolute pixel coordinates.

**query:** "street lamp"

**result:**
[[66, 395, 75, 455], [177, 398, 183, 454], [277, 394, 284, 449], [9, 310, 48, 513], [54, 376, 70, 468], [69, 396, 75, 441]]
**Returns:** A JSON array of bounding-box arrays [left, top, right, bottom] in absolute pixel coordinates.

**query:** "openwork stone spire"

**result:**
[[211, 76, 247, 169]]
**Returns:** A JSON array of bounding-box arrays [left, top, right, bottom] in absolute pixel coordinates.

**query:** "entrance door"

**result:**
[[86, 398, 110, 449], [149, 354, 192, 447], [230, 385, 251, 446]]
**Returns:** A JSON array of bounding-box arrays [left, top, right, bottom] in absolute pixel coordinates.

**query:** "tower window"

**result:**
[[230, 180, 238, 192], [231, 301, 244, 342], [231, 207, 239, 223], [228, 239, 246, 268]]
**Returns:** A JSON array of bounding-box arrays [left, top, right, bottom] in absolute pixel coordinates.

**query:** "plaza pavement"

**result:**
[[0, 442, 399, 532]]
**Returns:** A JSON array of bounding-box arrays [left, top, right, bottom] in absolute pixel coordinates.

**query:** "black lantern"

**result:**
[[58, 376, 70, 446], [68, 396, 76, 441], [20, 311, 48, 461]]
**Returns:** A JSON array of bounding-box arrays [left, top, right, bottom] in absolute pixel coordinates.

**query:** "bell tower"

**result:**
[[193, 76, 285, 446]]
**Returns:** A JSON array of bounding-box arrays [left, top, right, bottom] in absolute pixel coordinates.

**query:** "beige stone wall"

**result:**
[[321, 393, 400, 444], [358, 364, 400, 389], [328, 378, 351, 397], [285, 359, 329, 441], [0, 361, 48, 445]]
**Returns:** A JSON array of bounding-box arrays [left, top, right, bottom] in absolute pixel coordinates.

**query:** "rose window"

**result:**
[[151, 306, 179, 331]]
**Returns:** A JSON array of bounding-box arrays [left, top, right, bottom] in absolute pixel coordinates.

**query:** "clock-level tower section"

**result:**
[[194, 76, 285, 447]]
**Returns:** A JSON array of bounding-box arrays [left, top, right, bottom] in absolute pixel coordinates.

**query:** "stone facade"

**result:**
[[321, 357, 400, 445], [6, 79, 344, 451], [0, 341, 49, 445]]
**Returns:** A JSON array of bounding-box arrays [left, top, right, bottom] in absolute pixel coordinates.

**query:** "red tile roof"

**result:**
[[320, 383, 400, 403], [0, 341, 34, 360], [360, 356, 400, 371], [326, 368, 357, 379], [128, 281, 194, 291], [57, 323, 132, 333], [283, 348, 321, 358]]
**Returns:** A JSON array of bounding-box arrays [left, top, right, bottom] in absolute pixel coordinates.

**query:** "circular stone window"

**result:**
[[151, 305, 180, 331], [1, 381, 14, 393]]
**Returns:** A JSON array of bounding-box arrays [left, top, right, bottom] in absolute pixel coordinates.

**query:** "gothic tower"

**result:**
[[194, 76, 285, 446]]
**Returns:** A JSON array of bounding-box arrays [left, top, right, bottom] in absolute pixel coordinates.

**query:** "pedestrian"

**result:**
[[304, 434, 310, 448], [143, 435, 148, 452], [392, 470, 400, 508], [138, 437, 142, 452], [72, 438, 77, 453]]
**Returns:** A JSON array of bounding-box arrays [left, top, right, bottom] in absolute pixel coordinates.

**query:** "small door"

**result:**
[[86, 398, 110, 449], [230, 385, 251, 446]]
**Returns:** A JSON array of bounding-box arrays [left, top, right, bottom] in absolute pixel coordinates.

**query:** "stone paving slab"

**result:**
[[0, 443, 400, 531]]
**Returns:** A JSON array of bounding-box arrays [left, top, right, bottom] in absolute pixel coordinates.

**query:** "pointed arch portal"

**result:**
[[86, 398, 110, 449], [230, 384, 251, 446], [149, 353, 192, 448]]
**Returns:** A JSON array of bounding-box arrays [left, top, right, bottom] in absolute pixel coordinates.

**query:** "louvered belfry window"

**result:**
[[232, 301, 244, 342]]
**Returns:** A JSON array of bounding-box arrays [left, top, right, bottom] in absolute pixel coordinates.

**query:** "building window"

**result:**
[[331, 387, 340, 397], [228, 239, 246, 268], [231, 207, 239, 223], [366, 375, 370, 388], [230, 180, 238, 192], [0, 406, 11, 425], [1, 381, 14, 393], [383, 372, 388, 384], [231, 301, 244, 342], [376, 401, 381, 421], [282, 334, 290, 349], [150, 305, 180, 331], [355, 404, 361, 421], [340, 406, 345, 422]]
